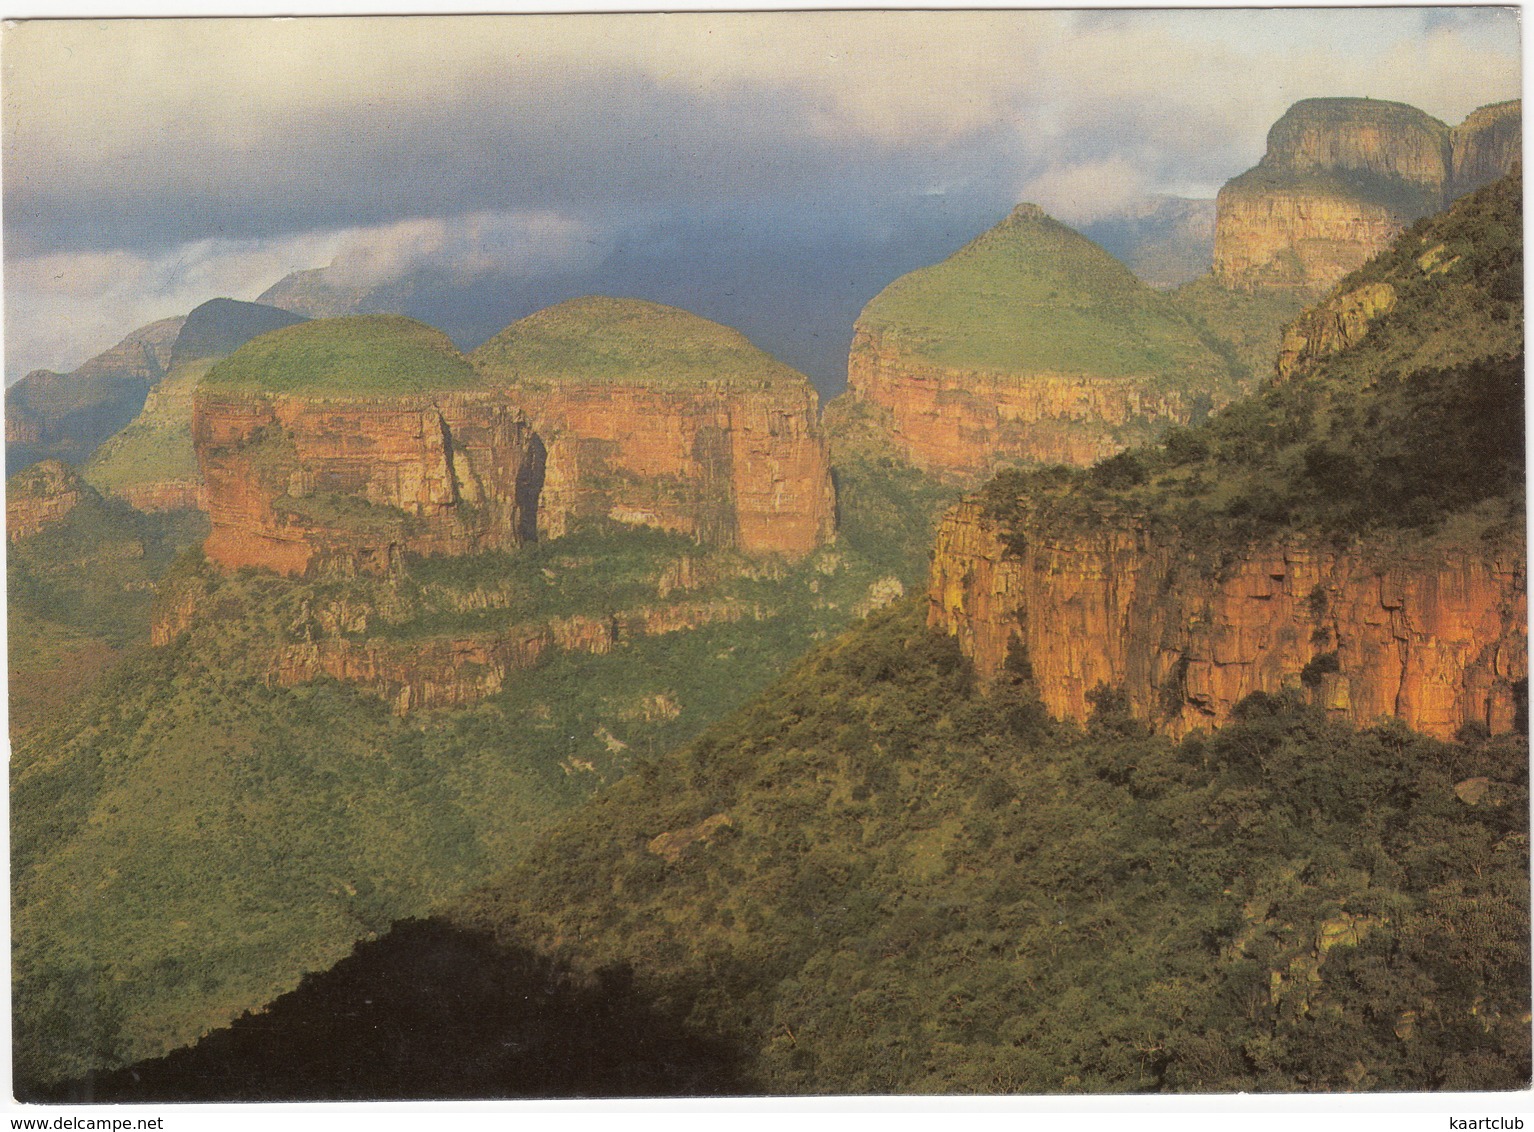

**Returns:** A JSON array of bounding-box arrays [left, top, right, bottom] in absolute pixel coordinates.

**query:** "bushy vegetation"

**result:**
[[204, 316, 482, 395], [856, 204, 1239, 398], [445, 600, 1527, 1094], [982, 171, 1524, 544], [7, 474, 208, 733], [12, 451, 946, 1088], [471, 297, 807, 390]]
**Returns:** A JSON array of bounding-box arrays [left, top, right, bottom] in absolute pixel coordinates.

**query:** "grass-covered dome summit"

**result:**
[[203, 315, 482, 396], [470, 297, 810, 390], [856, 202, 1232, 388]]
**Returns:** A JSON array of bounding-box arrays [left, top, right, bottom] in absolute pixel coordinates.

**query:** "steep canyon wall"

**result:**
[[928, 501, 1526, 740]]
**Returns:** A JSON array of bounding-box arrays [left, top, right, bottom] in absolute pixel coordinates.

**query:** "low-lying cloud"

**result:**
[[2, 8, 1519, 383]]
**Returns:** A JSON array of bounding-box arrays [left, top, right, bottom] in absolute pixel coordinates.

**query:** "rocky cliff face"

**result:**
[[514, 380, 834, 556], [472, 297, 835, 558], [1449, 100, 1522, 202], [1274, 281, 1398, 380], [846, 327, 1199, 477], [928, 501, 1526, 740], [1215, 98, 1521, 294], [269, 599, 750, 714], [844, 204, 1237, 480], [7, 458, 88, 540], [1213, 190, 1408, 294], [195, 389, 542, 577]]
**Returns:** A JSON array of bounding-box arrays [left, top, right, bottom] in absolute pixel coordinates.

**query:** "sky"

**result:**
[[1, 5, 1522, 391]]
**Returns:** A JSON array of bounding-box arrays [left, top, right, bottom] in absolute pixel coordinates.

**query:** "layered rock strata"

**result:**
[[195, 390, 543, 577], [270, 599, 752, 714], [928, 501, 1527, 740], [1449, 100, 1522, 202], [847, 327, 1198, 476], [472, 297, 835, 558], [1215, 98, 1521, 294], [7, 458, 88, 540], [845, 204, 1234, 480], [514, 380, 834, 555]]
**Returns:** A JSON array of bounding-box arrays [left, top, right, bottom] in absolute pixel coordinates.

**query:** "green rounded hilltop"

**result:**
[[858, 203, 1230, 383], [203, 315, 481, 396], [470, 296, 808, 389]]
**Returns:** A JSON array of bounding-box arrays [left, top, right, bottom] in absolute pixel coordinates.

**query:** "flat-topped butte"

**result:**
[[471, 296, 810, 390], [203, 315, 483, 397], [856, 203, 1229, 384]]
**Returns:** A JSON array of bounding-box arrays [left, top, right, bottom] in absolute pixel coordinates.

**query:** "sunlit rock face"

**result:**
[[472, 297, 835, 559], [844, 204, 1235, 481], [1215, 97, 1521, 295], [928, 500, 1527, 741], [195, 316, 543, 577]]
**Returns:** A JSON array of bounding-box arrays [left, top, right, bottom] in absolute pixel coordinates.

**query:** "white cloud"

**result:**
[[1016, 157, 1153, 226], [4, 208, 606, 381], [322, 211, 603, 290]]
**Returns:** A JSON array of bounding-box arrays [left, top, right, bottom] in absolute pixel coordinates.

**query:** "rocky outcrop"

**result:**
[[1215, 98, 1521, 294], [928, 501, 1526, 740], [515, 380, 834, 556], [1275, 281, 1398, 380], [7, 458, 88, 540], [845, 204, 1236, 480], [1449, 100, 1522, 202], [116, 480, 203, 513], [847, 326, 1203, 478], [1213, 189, 1409, 294], [472, 298, 836, 558], [195, 390, 543, 577], [270, 599, 750, 713]]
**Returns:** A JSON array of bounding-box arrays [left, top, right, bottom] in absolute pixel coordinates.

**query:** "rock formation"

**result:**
[[471, 297, 835, 558], [844, 204, 1238, 480], [928, 502, 1526, 741], [932, 170, 1526, 743], [268, 599, 750, 714], [1215, 97, 1521, 294], [1449, 100, 1522, 201], [195, 316, 543, 576], [84, 299, 309, 513], [7, 458, 89, 540]]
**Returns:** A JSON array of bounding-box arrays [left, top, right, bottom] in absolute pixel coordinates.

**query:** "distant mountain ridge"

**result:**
[[5, 317, 184, 475], [81, 298, 310, 512], [1080, 196, 1217, 290]]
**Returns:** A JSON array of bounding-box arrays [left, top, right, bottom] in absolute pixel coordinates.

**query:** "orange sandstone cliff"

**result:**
[[1215, 98, 1521, 294], [928, 502, 1526, 741], [844, 205, 1237, 480], [194, 317, 543, 576], [930, 170, 1526, 743], [471, 297, 835, 558]]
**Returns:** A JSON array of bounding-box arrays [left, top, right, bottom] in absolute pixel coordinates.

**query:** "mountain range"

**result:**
[[8, 95, 1526, 1099]]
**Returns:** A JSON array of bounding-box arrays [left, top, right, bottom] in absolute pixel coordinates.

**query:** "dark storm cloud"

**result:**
[[5, 64, 1015, 258]]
